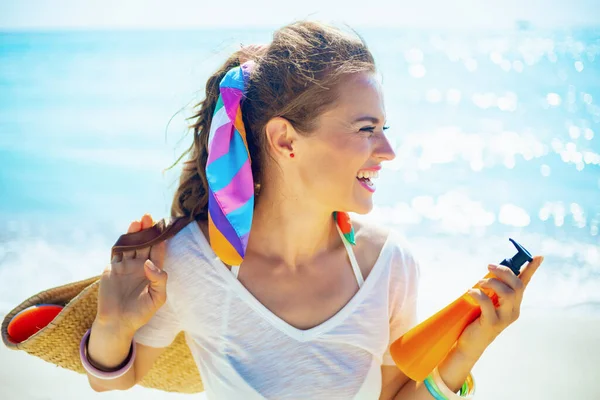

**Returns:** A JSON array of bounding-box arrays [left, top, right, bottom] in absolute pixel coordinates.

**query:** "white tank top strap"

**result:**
[[230, 225, 363, 288], [336, 223, 364, 288]]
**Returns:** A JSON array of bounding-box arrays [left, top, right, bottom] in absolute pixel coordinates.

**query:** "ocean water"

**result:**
[[0, 27, 599, 320]]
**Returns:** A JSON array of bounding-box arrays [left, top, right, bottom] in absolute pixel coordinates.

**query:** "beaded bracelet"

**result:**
[[79, 328, 136, 379], [423, 367, 475, 399]]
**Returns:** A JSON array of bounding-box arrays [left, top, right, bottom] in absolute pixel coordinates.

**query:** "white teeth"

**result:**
[[357, 170, 379, 180]]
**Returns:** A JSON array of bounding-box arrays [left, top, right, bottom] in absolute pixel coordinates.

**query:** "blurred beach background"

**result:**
[[1, 0, 599, 399]]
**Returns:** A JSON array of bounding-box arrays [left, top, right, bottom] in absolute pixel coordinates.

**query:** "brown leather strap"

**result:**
[[111, 217, 193, 258]]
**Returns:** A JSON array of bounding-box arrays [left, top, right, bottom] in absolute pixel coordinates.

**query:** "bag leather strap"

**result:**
[[111, 217, 193, 259]]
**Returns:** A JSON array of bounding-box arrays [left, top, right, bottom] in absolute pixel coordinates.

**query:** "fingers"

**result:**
[[487, 264, 523, 292], [518, 256, 544, 287], [140, 213, 153, 229], [119, 214, 155, 261], [127, 219, 141, 233], [122, 220, 141, 260], [468, 288, 499, 326], [486, 264, 524, 307], [479, 278, 514, 302], [464, 256, 545, 338], [486, 256, 543, 308], [479, 278, 518, 321], [111, 252, 122, 263], [135, 214, 155, 260]]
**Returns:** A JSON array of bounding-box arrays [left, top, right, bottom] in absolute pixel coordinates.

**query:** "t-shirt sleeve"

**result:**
[[381, 234, 421, 366], [134, 253, 182, 348]]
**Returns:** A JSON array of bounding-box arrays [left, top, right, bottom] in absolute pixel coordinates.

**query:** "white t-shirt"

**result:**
[[134, 220, 420, 399]]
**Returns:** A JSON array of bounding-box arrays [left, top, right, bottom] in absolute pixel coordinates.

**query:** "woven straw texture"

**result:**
[[1, 276, 204, 393]]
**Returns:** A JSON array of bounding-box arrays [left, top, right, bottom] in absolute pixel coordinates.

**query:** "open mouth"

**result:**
[[356, 169, 379, 192]]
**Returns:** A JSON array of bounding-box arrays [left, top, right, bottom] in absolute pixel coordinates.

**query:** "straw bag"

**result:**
[[1, 217, 204, 394]]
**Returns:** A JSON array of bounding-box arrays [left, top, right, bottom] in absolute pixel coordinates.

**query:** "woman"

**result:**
[[84, 21, 543, 399]]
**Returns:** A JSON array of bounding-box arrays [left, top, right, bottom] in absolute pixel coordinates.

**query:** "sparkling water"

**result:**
[[1, 27, 599, 319]]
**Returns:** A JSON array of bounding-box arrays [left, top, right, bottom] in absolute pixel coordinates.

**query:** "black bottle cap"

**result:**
[[499, 238, 533, 276]]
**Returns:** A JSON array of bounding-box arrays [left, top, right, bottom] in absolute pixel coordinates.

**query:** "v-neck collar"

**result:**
[[189, 221, 392, 342]]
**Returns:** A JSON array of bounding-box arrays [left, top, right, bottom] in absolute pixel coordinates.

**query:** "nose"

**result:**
[[373, 134, 396, 162]]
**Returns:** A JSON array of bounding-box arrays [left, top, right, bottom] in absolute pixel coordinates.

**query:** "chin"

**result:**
[[347, 198, 374, 215], [333, 185, 375, 215]]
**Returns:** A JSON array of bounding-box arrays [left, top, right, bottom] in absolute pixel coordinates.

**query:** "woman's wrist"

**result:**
[[455, 331, 494, 361], [81, 328, 136, 379], [87, 319, 137, 370], [436, 344, 481, 393], [452, 344, 487, 370], [424, 367, 475, 399], [92, 316, 137, 339]]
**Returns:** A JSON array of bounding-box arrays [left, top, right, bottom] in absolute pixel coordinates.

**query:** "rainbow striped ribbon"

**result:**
[[205, 61, 356, 266], [206, 61, 255, 266]]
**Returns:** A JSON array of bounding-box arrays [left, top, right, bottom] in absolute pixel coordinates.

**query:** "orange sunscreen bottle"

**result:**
[[390, 238, 533, 381]]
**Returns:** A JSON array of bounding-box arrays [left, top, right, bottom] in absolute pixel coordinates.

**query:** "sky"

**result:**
[[1, 0, 599, 30]]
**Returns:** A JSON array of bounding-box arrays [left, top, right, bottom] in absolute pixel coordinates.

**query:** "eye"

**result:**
[[359, 126, 390, 134]]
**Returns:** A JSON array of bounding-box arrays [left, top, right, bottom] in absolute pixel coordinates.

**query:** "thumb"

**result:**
[[519, 255, 544, 288], [149, 241, 166, 271], [144, 259, 167, 305]]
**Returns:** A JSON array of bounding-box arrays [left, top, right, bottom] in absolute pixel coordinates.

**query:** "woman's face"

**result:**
[[293, 72, 396, 215]]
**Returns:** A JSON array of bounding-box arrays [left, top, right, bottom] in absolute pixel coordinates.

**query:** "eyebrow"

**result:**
[[352, 116, 385, 124]]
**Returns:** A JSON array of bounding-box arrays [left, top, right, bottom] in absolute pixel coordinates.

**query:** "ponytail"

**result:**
[[170, 54, 242, 221]]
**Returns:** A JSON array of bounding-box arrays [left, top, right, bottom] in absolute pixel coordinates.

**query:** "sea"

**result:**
[[0, 26, 599, 322]]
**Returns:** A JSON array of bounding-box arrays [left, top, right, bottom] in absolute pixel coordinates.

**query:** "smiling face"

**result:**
[[289, 72, 396, 214]]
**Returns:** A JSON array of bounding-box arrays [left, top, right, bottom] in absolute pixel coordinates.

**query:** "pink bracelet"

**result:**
[[79, 328, 136, 379]]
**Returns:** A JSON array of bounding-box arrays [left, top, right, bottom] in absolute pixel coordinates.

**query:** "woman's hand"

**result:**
[[95, 214, 167, 335], [455, 255, 544, 359]]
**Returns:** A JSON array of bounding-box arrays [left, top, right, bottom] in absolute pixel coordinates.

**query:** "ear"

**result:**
[[264, 117, 297, 159]]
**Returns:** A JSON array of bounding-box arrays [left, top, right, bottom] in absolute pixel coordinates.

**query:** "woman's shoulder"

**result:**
[[352, 217, 413, 254], [161, 219, 215, 277], [156, 220, 229, 313], [352, 217, 390, 254], [351, 216, 419, 277]]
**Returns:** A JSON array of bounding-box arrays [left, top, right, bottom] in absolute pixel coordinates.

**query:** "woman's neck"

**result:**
[[247, 191, 340, 270]]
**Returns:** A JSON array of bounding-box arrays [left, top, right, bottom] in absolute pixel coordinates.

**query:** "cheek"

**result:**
[[314, 137, 368, 182], [330, 135, 371, 169]]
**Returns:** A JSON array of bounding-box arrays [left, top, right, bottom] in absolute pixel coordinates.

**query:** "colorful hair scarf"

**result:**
[[205, 61, 355, 266]]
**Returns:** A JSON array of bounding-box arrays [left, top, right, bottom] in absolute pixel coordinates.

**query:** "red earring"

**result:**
[[290, 153, 295, 158]]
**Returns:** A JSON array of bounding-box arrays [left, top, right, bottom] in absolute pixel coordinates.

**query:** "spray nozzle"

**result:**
[[499, 238, 533, 276]]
